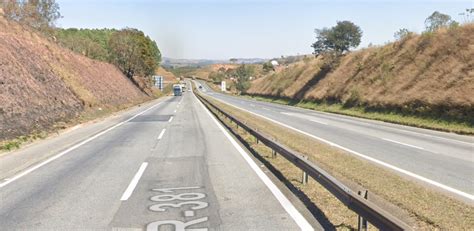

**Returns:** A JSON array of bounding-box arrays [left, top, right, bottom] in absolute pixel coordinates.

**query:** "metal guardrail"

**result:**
[[195, 92, 412, 231]]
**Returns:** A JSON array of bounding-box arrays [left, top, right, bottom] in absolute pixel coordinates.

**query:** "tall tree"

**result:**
[[108, 28, 161, 79], [234, 64, 254, 93], [311, 21, 362, 56], [424, 11, 457, 32]]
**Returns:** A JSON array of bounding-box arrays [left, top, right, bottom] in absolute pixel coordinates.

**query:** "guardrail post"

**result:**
[[302, 170, 308, 185], [358, 190, 369, 231], [272, 149, 277, 158], [302, 156, 309, 185]]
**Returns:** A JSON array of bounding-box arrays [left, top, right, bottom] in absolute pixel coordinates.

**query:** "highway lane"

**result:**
[[0, 86, 318, 230], [196, 81, 474, 202]]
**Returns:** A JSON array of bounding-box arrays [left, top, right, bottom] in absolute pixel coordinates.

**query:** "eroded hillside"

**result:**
[[248, 24, 474, 124], [0, 16, 150, 140]]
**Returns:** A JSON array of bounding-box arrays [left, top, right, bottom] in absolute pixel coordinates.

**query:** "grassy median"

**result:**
[[200, 94, 474, 230]]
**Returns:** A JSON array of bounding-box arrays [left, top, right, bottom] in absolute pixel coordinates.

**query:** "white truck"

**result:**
[[173, 84, 183, 96]]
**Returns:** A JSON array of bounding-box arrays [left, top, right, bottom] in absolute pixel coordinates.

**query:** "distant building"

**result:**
[[271, 60, 279, 66]]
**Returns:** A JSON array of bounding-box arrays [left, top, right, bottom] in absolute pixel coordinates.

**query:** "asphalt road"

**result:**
[[196, 81, 474, 202], [0, 84, 318, 230]]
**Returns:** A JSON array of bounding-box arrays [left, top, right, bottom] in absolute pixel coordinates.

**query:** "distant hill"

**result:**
[[162, 57, 267, 68]]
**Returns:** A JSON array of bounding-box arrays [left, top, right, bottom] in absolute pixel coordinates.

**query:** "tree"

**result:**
[[108, 28, 161, 79], [311, 21, 362, 56], [394, 28, 413, 40], [234, 64, 254, 93], [262, 62, 274, 72], [311, 28, 331, 56], [55, 28, 115, 61], [229, 58, 238, 64], [2, 0, 62, 31], [424, 11, 457, 32], [208, 72, 225, 84]]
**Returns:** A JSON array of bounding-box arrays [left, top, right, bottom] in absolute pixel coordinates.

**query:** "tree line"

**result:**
[[1, 0, 162, 83], [56, 28, 161, 79]]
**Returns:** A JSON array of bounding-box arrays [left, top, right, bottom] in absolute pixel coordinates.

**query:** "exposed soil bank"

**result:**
[[0, 16, 150, 141]]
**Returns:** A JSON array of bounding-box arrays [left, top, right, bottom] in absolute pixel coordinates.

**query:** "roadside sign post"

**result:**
[[153, 75, 164, 91], [221, 81, 226, 92]]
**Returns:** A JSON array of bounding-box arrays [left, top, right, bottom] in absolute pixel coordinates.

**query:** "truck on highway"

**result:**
[[173, 84, 182, 96]]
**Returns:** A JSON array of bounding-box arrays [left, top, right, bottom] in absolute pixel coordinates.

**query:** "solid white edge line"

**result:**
[[206, 94, 474, 201], [120, 162, 148, 201], [158, 129, 166, 140], [214, 91, 474, 147], [194, 94, 314, 231], [0, 101, 163, 188], [382, 138, 425, 150], [168, 116, 174, 122]]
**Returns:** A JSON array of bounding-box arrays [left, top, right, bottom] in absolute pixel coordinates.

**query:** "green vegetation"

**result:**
[[2, 1, 162, 81], [208, 71, 226, 84], [1, 0, 61, 34], [55, 28, 161, 80], [262, 62, 274, 73], [233, 64, 254, 93], [55, 28, 115, 61], [311, 21, 362, 56], [205, 64, 255, 93], [246, 95, 474, 134], [108, 28, 161, 78], [0, 132, 47, 152], [424, 11, 458, 32]]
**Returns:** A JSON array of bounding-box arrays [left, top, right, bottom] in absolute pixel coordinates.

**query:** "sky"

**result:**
[[56, 0, 472, 60]]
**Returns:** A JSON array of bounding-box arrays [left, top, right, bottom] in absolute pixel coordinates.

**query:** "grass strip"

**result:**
[[200, 94, 474, 230]]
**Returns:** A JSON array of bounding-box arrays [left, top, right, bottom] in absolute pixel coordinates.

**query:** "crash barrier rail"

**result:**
[[195, 92, 411, 231]]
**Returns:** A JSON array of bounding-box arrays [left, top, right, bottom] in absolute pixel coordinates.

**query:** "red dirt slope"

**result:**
[[0, 16, 149, 140]]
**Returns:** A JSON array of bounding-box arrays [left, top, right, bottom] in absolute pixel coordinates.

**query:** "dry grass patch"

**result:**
[[247, 24, 474, 128], [202, 94, 474, 230]]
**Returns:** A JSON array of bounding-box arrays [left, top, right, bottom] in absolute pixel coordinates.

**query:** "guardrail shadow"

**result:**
[[219, 117, 336, 230]]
